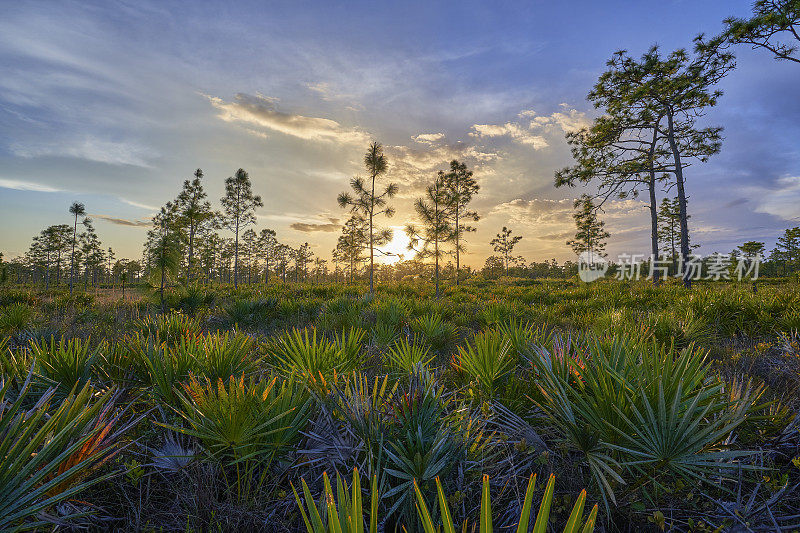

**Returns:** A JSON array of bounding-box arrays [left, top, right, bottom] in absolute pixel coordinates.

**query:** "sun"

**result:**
[[377, 226, 412, 265]]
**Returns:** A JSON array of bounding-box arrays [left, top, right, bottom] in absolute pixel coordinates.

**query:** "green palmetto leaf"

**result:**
[[387, 338, 433, 374], [454, 330, 513, 398], [293, 468, 378, 533], [0, 372, 125, 532], [412, 473, 597, 533]]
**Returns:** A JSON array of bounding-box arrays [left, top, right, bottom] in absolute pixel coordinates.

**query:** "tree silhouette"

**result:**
[[147, 202, 181, 312], [406, 171, 454, 298], [722, 0, 800, 64], [258, 228, 277, 284], [592, 44, 734, 287], [241, 228, 258, 284], [338, 141, 398, 293], [68, 201, 86, 295], [490, 227, 523, 274], [738, 241, 766, 259], [176, 169, 216, 280], [294, 242, 313, 282], [442, 160, 479, 286], [567, 195, 610, 263], [775, 226, 800, 273], [555, 93, 676, 283], [220, 168, 263, 289], [78, 218, 104, 290], [274, 243, 291, 283], [335, 215, 368, 283]]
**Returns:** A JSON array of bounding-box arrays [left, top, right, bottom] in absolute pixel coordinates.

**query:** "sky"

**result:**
[[1, 0, 799, 267]]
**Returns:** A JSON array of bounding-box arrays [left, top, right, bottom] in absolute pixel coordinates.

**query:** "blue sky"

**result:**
[[1, 0, 798, 265]]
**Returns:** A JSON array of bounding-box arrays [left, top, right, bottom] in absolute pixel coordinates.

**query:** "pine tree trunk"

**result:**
[[369, 172, 375, 294], [234, 219, 239, 289], [188, 223, 195, 280], [69, 215, 77, 296], [455, 188, 460, 287], [647, 126, 660, 285], [666, 111, 692, 288]]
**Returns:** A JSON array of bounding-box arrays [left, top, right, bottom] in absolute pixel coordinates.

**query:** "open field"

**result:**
[[1, 278, 799, 531]]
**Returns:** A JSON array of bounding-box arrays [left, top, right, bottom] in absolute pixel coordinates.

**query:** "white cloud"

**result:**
[[386, 142, 499, 195], [470, 122, 549, 148], [10, 137, 154, 167], [412, 132, 445, 145], [470, 106, 590, 148], [207, 93, 369, 145], [0, 178, 61, 192], [748, 176, 800, 221]]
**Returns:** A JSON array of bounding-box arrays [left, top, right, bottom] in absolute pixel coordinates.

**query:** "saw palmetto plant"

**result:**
[[0, 374, 128, 532], [414, 473, 598, 533]]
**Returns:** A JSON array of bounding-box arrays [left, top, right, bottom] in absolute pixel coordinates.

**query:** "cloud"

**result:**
[[206, 93, 369, 144], [469, 105, 590, 148], [747, 176, 800, 221], [10, 137, 154, 167], [290, 221, 341, 233], [120, 198, 158, 211], [93, 214, 152, 227], [470, 122, 548, 148], [538, 230, 574, 241], [386, 142, 499, 195], [529, 105, 590, 133], [412, 133, 445, 145], [490, 197, 574, 224], [0, 178, 61, 192]]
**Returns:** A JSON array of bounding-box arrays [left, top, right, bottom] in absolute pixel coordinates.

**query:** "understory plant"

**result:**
[[0, 375, 127, 531], [168, 374, 311, 502], [528, 334, 760, 511]]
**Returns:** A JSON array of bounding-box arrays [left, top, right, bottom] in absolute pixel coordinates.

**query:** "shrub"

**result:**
[[415, 473, 597, 533], [386, 338, 433, 374], [293, 468, 378, 533], [182, 331, 256, 383], [0, 303, 34, 335], [454, 330, 513, 399], [269, 327, 364, 380], [0, 378, 127, 531], [29, 336, 98, 394], [530, 334, 758, 510], [222, 298, 278, 328], [169, 375, 311, 501], [136, 312, 203, 344], [411, 314, 456, 353]]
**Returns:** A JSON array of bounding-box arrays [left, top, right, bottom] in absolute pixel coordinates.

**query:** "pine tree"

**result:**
[[337, 142, 398, 293], [406, 170, 454, 298], [176, 169, 216, 280], [220, 168, 263, 289], [490, 227, 523, 274], [68, 202, 86, 295], [442, 160, 479, 285], [567, 196, 610, 262], [258, 228, 277, 284]]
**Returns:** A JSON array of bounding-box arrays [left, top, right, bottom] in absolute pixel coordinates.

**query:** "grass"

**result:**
[[0, 278, 798, 531]]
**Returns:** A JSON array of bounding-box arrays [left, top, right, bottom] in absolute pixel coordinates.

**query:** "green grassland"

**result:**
[[1, 278, 799, 531]]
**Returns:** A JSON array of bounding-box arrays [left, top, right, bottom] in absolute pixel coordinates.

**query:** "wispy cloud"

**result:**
[[206, 93, 369, 144], [0, 178, 61, 192], [469, 105, 590, 148], [11, 137, 155, 167], [412, 133, 445, 145], [93, 214, 152, 227], [747, 176, 800, 221], [290, 221, 341, 232]]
